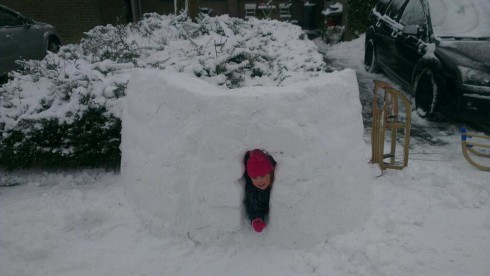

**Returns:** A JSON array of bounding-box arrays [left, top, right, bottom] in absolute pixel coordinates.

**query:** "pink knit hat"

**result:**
[[246, 149, 274, 178]]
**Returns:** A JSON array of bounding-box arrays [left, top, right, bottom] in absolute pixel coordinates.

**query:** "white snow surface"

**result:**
[[429, 0, 490, 37], [1, 34, 490, 276], [121, 68, 371, 247]]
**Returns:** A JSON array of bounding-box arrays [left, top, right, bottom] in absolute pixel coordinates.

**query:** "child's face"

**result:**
[[251, 174, 272, 190]]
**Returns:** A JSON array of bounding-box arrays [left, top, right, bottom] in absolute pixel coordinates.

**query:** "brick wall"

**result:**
[[141, 0, 322, 25], [1, 0, 129, 44], [140, 0, 230, 18]]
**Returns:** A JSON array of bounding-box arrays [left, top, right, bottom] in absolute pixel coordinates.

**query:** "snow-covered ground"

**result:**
[[2, 25, 490, 276]]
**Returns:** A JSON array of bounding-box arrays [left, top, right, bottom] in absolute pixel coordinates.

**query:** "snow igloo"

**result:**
[[121, 68, 372, 247]]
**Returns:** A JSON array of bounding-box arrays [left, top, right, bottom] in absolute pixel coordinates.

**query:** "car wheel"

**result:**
[[414, 68, 446, 121], [364, 38, 380, 73], [47, 36, 60, 53]]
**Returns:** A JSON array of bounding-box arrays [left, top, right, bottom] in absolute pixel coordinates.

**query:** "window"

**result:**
[[385, 0, 409, 21], [375, 0, 392, 15], [0, 9, 23, 27], [400, 0, 426, 27]]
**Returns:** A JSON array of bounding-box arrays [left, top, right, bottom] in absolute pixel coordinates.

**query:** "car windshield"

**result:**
[[429, 0, 490, 38]]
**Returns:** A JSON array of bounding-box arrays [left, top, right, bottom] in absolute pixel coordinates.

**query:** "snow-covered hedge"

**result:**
[[0, 13, 326, 169]]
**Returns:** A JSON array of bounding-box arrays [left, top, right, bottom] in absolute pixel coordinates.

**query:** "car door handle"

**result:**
[[6, 34, 13, 38]]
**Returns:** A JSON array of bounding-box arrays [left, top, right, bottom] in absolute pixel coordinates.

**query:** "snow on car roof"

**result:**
[[429, 0, 490, 38]]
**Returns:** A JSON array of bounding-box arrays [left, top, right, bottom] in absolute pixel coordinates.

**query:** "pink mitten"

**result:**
[[252, 218, 267, 233]]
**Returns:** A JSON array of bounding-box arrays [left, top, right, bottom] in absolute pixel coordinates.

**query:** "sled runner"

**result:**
[[461, 128, 490, 171], [371, 80, 411, 170]]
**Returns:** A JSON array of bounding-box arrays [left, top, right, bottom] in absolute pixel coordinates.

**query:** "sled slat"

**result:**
[[467, 142, 490, 149]]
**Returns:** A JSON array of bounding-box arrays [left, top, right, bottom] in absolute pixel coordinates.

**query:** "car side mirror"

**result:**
[[402, 25, 419, 37]]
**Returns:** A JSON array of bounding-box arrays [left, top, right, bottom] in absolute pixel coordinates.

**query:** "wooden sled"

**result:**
[[371, 80, 411, 170], [461, 127, 490, 171]]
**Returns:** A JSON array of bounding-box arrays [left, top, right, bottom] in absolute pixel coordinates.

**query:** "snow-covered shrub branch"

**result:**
[[81, 25, 139, 64]]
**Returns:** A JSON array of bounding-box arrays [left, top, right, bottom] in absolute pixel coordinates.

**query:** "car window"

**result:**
[[375, 0, 392, 15], [385, 0, 409, 21], [0, 8, 23, 27], [400, 0, 427, 26]]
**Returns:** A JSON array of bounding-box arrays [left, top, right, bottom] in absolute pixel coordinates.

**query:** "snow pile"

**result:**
[[121, 68, 372, 247]]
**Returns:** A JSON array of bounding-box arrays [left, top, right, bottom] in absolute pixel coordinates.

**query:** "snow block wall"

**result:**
[[121, 69, 372, 247]]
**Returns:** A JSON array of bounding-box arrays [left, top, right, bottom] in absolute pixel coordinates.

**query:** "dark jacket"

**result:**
[[243, 151, 276, 221]]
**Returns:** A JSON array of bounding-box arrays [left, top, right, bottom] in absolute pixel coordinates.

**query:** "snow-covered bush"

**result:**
[[346, 0, 377, 37], [1, 107, 121, 169], [0, 14, 326, 169]]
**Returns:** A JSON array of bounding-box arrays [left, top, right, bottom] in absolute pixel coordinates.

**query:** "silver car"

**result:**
[[0, 5, 61, 77]]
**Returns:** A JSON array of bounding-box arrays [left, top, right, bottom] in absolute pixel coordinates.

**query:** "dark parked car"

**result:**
[[0, 5, 61, 77], [364, 0, 490, 121]]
